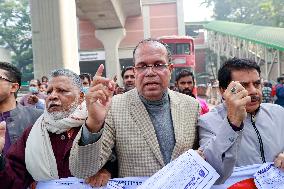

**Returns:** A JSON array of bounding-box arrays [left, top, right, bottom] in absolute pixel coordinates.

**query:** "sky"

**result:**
[[183, 0, 214, 22]]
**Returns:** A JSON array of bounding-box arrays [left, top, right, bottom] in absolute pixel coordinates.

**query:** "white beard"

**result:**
[[46, 98, 79, 121]]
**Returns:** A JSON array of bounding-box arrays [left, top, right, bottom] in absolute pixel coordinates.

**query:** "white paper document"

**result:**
[[137, 149, 219, 189], [36, 177, 147, 189], [254, 163, 284, 189]]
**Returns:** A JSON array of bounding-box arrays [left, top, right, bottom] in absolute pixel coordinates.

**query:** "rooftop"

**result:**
[[204, 21, 284, 51]]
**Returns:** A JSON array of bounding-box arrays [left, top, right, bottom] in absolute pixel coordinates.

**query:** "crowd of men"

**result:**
[[0, 38, 284, 189]]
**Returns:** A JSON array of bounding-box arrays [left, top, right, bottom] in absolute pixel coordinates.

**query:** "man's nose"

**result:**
[[247, 84, 257, 94], [48, 91, 59, 99], [185, 83, 191, 88], [145, 66, 156, 76]]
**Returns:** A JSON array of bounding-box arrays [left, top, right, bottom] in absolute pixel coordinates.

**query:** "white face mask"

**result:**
[[82, 86, 89, 94], [29, 86, 39, 94]]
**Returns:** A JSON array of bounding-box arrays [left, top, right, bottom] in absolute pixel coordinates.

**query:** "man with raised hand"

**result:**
[[0, 69, 113, 189], [198, 58, 284, 183], [70, 38, 200, 179]]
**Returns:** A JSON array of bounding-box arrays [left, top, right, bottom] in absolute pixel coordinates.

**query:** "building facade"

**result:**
[[78, 0, 185, 81]]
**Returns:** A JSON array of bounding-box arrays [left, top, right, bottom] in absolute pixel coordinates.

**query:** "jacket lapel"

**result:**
[[168, 90, 185, 160], [129, 90, 165, 167]]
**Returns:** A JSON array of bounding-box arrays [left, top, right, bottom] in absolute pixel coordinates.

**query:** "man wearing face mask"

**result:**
[[79, 73, 92, 94], [175, 70, 209, 115], [198, 58, 284, 184], [19, 79, 46, 109]]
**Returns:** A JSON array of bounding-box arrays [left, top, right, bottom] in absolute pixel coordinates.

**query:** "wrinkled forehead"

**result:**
[[49, 76, 79, 90], [134, 41, 167, 61]]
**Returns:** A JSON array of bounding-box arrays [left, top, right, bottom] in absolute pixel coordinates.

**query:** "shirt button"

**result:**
[[229, 137, 234, 143], [61, 135, 66, 140]]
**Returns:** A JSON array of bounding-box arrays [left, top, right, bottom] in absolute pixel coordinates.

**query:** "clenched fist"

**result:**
[[223, 81, 251, 127]]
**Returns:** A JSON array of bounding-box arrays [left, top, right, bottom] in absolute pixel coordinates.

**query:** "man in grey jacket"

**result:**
[[0, 62, 42, 154], [198, 58, 284, 183]]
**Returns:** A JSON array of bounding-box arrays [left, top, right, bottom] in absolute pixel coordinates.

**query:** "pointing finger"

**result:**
[[95, 64, 104, 77]]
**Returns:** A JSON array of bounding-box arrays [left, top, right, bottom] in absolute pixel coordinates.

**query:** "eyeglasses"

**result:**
[[0, 75, 13, 83], [135, 64, 170, 73]]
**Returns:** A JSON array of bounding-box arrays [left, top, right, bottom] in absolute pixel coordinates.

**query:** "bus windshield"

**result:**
[[167, 43, 191, 55]]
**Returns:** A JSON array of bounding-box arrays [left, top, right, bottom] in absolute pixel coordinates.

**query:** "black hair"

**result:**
[[0, 61, 21, 86], [41, 75, 48, 82], [121, 66, 134, 78], [0, 62, 21, 98], [175, 69, 195, 83], [132, 38, 172, 64], [277, 76, 284, 83], [79, 73, 92, 85], [218, 58, 261, 90]]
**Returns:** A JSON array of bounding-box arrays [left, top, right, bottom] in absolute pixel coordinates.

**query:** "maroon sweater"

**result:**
[[0, 126, 80, 189]]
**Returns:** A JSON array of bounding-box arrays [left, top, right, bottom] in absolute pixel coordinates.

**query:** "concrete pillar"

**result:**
[[30, 0, 79, 78], [176, 0, 185, 36], [142, 5, 151, 38], [95, 28, 126, 82]]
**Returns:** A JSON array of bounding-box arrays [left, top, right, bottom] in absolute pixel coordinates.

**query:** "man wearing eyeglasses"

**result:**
[[70, 38, 200, 179], [0, 62, 42, 155]]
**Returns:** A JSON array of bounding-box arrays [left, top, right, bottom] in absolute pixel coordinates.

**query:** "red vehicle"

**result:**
[[158, 36, 195, 74], [159, 36, 196, 93]]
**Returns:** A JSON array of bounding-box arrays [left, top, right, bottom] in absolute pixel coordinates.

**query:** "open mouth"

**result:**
[[48, 103, 61, 110], [145, 82, 159, 86]]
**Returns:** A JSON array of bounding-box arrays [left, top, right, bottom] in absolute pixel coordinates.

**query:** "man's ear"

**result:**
[[11, 83, 20, 93], [168, 64, 174, 73], [79, 91, 85, 103]]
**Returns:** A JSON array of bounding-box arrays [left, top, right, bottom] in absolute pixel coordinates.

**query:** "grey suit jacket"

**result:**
[[70, 89, 200, 178], [6, 104, 43, 144]]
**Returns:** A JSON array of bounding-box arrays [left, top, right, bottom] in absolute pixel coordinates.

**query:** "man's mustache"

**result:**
[[250, 95, 260, 102], [47, 101, 60, 108], [181, 89, 192, 94]]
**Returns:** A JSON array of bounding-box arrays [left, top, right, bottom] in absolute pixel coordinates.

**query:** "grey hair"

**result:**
[[49, 69, 83, 91]]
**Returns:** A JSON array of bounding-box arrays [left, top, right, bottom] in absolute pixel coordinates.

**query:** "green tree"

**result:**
[[203, 0, 284, 27], [0, 0, 33, 80]]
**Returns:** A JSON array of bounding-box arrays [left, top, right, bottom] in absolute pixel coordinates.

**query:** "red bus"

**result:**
[[159, 36, 196, 93], [158, 35, 195, 75]]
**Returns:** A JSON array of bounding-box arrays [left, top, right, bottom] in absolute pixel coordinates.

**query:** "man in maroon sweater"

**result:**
[[0, 69, 114, 189]]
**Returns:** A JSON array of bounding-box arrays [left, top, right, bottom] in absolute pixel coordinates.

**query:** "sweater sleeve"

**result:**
[[0, 126, 34, 189]]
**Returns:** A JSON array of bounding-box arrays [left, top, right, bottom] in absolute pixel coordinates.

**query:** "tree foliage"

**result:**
[[203, 0, 284, 27], [0, 0, 33, 79]]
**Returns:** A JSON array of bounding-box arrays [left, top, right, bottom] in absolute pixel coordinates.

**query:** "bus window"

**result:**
[[176, 43, 190, 55], [167, 43, 175, 55]]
